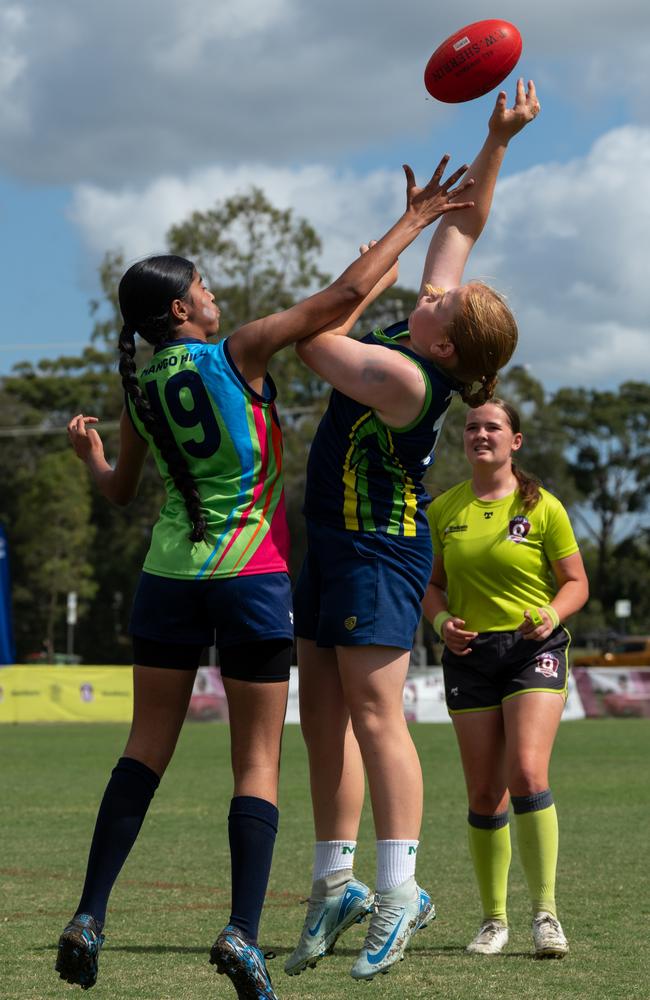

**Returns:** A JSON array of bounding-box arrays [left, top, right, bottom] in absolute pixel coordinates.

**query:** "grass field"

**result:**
[[2, 719, 649, 1000]]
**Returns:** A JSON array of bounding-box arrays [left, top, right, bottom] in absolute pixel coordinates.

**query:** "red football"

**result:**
[[424, 20, 522, 103]]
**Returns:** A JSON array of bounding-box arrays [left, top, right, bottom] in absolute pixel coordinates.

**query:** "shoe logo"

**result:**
[[307, 909, 327, 937], [344, 616, 357, 631], [366, 915, 404, 965], [339, 886, 366, 921]]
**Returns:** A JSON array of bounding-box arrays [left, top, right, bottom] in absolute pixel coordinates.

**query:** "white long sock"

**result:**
[[376, 839, 419, 892], [312, 840, 357, 882]]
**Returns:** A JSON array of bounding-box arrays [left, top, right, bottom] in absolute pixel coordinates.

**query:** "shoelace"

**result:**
[[477, 922, 505, 942], [535, 915, 561, 934], [361, 897, 405, 953]]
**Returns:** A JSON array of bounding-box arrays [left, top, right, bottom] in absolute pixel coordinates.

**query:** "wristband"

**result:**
[[433, 611, 453, 637], [540, 604, 560, 628]]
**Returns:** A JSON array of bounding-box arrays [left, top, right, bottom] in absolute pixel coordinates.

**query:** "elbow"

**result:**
[[331, 277, 365, 307]]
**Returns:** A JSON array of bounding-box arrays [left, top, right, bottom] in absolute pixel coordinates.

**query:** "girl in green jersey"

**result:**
[[424, 399, 588, 958]]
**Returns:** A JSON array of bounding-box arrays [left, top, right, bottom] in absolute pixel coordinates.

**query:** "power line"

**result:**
[[0, 407, 321, 438]]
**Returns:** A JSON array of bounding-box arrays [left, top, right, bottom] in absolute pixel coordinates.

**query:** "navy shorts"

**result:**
[[442, 626, 570, 713], [293, 520, 432, 649], [130, 570, 293, 665]]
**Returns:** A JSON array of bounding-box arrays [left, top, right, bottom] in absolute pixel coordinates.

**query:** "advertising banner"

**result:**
[[573, 667, 650, 718], [0, 666, 228, 724], [0, 665, 606, 724], [0, 667, 133, 723], [286, 668, 585, 723]]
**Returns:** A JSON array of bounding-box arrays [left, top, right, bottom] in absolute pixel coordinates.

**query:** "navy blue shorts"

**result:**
[[293, 520, 432, 649], [442, 626, 570, 713], [130, 570, 293, 651]]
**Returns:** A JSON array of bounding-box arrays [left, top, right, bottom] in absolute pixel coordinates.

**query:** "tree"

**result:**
[[552, 382, 650, 608], [11, 450, 97, 655]]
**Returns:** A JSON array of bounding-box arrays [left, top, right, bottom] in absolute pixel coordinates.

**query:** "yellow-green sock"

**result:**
[[467, 810, 511, 924], [511, 790, 558, 917]]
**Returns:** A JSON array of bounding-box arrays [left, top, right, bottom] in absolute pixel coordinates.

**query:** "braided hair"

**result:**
[[488, 397, 541, 513], [118, 255, 208, 543], [445, 282, 518, 408]]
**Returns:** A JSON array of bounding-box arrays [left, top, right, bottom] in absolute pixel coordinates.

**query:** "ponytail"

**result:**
[[447, 282, 518, 406], [460, 372, 499, 407], [117, 256, 208, 543], [511, 461, 541, 514]]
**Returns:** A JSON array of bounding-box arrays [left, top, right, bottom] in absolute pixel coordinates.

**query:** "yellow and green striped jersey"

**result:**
[[303, 321, 460, 536]]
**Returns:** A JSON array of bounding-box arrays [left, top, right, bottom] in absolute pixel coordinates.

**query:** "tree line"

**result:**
[[1, 189, 648, 663]]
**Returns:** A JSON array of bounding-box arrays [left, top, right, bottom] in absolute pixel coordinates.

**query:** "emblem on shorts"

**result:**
[[535, 653, 559, 678], [344, 616, 357, 631], [289, 611, 294, 624], [450, 686, 459, 697], [507, 515, 531, 543]]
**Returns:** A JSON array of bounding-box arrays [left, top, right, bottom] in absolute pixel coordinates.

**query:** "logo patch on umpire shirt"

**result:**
[[444, 524, 468, 534], [535, 653, 559, 678], [344, 616, 357, 631], [507, 515, 531, 543]]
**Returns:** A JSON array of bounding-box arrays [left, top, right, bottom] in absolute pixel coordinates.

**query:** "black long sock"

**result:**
[[75, 756, 160, 927], [228, 796, 279, 944]]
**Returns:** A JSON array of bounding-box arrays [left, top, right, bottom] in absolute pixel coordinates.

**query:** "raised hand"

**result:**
[[67, 413, 105, 465], [404, 155, 475, 226], [489, 78, 541, 141]]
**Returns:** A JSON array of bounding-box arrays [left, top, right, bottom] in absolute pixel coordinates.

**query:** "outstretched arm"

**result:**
[[418, 79, 540, 295], [297, 242, 398, 349], [228, 154, 474, 382], [295, 250, 430, 427]]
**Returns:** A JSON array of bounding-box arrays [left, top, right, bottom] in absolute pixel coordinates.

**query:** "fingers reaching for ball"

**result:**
[[489, 78, 541, 140]]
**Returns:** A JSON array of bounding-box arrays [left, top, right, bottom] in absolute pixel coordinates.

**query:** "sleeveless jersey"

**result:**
[[303, 321, 461, 536], [427, 481, 579, 632], [126, 336, 289, 580]]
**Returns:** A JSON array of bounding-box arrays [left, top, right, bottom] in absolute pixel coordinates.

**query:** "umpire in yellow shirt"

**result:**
[[423, 398, 588, 960]]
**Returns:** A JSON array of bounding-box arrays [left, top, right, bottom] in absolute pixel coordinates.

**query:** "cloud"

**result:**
[[69, 124, 650, 389], [468, 125, 650, 385], [3, 0, 650, 185]]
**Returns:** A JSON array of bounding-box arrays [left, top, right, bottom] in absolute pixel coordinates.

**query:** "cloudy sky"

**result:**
[[1, 0, 648, 388]]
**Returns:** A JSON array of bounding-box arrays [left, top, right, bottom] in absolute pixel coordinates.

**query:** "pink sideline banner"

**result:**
[[573, 667, 650, 718]]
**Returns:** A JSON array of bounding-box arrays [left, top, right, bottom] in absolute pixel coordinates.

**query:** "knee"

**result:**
[[508, 759, 549, 797], [349, 701, 399, 747], [467, 786, 509, 815]]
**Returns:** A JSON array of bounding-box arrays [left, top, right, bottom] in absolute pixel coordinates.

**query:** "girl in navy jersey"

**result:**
[[285, 81, 542, 982], [56, 159, 473, 1000]]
